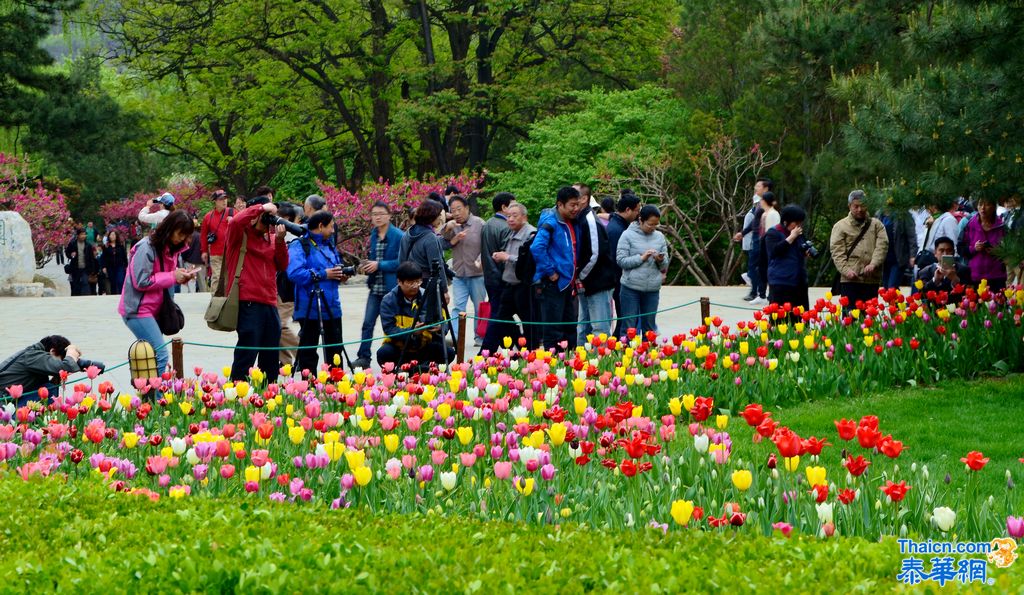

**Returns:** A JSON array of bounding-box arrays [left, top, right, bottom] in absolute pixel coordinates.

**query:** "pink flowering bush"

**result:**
[[321, 172, 485, 261], [0, 153, 75, 267], [99, 181, 213, 242]]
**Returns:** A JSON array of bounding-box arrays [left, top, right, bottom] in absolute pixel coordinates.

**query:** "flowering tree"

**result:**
[[0, 153, 76, 268], [99, 181, 213, 242], [321, 172, 485, 262]]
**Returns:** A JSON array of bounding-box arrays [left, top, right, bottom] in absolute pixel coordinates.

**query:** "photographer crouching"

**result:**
[[222, 197, 291, 382], [376, 261, 454, 371], [287, 211, 352, 375], [1, 336, 104, 406]]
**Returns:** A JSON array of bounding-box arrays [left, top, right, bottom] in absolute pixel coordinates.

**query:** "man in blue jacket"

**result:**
[[354, 201, 404, 369], [287, 211, 348, 374], [531, 186, 583, 351]]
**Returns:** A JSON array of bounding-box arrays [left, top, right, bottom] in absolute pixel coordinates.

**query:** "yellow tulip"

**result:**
[[122, 432, 139, 449], [179, 401, 193, 415], [281, 363, 292, 377], [456, 427, 474, 445], [323, 431, 341, 444], [788, 339, 799, 350], [526, 430, 545, 449], [437, 402, 452, 420], [502, 336, 512, 349], [354, 465, 372, 487], [160, 446, 173, 459], [235, 382, 250, 399], [384, 434, 399, 453], [632, 405, 643, 418], [358, 417, 374, 432], [323, 441, 344, 462], [803, 335, 816, 350], [669, 397, 682, 416], [532, 399, 547, 417], [547, 423, 567, 447], [117, 393, 133, 410], [682, 394, 696, 412], [344, 449, 366, 471], [784, 456, 800, 472], [515, 477, 535, 496], [731, 469, 753, 491], [571, 377, 586, 394], [288, 426, 306, 445], [169, 486, 189, 499], [81, 396, 95, 409], [421, 407, 434, 420], [768, 359, 779, 371], [221, 366, 232, 377], [805, 466, 827, 487], [250, 368, 265, 384], [864, 335, 874, 347], [715, 415, 729, 430], [244, 465, 261, 483], [667, 368, 679, 381], [574, 397, 588, 415], [739, 342, 749, 355], [670, 499, 694, 526]]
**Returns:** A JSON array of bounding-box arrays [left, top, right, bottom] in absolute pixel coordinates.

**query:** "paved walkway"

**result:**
[[2, 260, 831, 393]]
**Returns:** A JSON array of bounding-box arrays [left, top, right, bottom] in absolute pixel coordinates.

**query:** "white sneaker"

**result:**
[[750, 297, 768, 307], [741, 272, 751, 286]]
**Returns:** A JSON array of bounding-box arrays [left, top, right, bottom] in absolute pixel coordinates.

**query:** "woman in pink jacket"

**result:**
[[963, 196, 1007, 292], [119, 211, 198, 375]]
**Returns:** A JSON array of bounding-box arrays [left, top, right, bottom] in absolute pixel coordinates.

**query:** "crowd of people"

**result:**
[[24, 178, 1022, 392]]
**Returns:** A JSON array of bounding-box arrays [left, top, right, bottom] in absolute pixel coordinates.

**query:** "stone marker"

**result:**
[[0, 211, 44, 297]]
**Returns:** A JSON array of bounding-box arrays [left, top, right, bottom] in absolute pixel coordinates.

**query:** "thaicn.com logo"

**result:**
[[896, 538, 1019, 586]]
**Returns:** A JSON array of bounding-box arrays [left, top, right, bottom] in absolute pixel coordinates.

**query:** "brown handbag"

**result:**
[[204, 234, 247, 332]]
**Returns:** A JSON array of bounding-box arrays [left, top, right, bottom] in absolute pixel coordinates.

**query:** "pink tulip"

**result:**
[[86, 365, 100, 380], [460, 453, 477, 468], [220, 464, 235, 479], [418, 465, 434, 482], [5, 385, 22, 400], [493, 461, 512, 480], [340, 474, 355, 490], [540, 464, 556, 481], [244, 481, 259, 492], [406, 416, 422, 431], [401, 455, 416, 469], [1008, 516, 1024, 538], [385, 458, 402, 479], [430, 450, 448, 466], [251, 449, 270, 467]]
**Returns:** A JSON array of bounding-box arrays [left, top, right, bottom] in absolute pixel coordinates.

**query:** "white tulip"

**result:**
[[694, 434, 710, 453], [932, 506, 956, 532], [816, 502, 834, 524], [440, 471, 457, 491]]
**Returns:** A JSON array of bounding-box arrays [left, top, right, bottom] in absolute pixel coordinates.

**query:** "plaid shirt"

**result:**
[[371, 234, 388, 296]]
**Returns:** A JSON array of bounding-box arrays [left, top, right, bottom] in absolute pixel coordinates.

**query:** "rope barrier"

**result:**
[[706, 301, 764, 312], [463, 299, 703, 326]]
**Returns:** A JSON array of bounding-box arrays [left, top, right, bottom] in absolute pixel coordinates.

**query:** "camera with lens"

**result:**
[[340, 265, 357, 276], [797, 237, 819, 258], [77, 359, 106, 374], [261, 212, 306, 237]]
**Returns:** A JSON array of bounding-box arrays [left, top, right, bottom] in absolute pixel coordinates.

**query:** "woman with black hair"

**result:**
[[764, 204, 810, 316], [102, 231, 129, 295], [118, 210, 198, 374]]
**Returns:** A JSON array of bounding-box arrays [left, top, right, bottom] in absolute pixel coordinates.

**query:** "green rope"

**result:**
[[706, 301, 764, 312], [464, 299, 702, 326]]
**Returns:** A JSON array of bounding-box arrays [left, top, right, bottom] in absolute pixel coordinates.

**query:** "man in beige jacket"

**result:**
[[830, 190, 888, 310]]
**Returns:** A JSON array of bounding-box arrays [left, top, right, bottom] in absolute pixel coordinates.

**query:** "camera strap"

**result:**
[[845, 219, 872, 259]]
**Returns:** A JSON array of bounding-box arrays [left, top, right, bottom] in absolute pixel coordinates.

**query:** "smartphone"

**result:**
[[940, 255, 955, 269]]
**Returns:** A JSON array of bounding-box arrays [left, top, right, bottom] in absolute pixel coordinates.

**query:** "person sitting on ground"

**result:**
[[376, 261, 454, 371], [0, 336, 104, 407], [915, 236, 971, 296]]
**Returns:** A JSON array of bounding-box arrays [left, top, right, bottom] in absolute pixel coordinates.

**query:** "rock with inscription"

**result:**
[[0, 212, 37, 289]]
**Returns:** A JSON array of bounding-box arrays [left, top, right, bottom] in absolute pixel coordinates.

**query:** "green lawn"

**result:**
[[776, 376, 1024, 496]]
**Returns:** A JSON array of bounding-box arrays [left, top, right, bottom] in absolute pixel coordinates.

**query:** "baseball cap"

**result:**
[[157, 193, 175, 207]]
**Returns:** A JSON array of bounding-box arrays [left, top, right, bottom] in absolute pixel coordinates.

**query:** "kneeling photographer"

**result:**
[[223, 197, 290, 382], [287, 211, 351, 375], [764, 205, 812, 316], [376, 261, 454, 371], [0, 335, 104, 406]]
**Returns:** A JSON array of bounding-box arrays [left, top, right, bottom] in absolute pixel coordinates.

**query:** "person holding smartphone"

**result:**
[[915, 236, 971, 296], [118, 211, 197, 374]]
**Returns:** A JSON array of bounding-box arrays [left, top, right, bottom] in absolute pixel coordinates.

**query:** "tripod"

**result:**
[[398, 261, 457, 369], [308, 284, 356, 373]]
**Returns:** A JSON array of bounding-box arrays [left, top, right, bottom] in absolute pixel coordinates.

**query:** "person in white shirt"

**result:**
[[923, 198, 961, 254], [139, 193, 175, 229]]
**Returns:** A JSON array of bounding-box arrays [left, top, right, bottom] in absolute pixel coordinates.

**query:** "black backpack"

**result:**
[[515, 223, 553, 282]]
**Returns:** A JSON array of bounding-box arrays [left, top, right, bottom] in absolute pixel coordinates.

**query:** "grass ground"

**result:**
[[776, 375, 1023, 495]]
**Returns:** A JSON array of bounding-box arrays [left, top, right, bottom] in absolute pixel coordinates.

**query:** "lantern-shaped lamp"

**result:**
[[129, 340, 158, 380]]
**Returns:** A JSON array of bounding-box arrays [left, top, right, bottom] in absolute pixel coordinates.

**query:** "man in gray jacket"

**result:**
[[480, 202, 537, 353], [0, 336, 101, 406], [442, 196, 487, 345], [480, 192, 514, 306]]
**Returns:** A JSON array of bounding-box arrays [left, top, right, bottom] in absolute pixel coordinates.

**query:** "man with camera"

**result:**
[[0, 335, 104, 407], [222, 197, 290, 382], [915, 236, 971, 295], [764, 205, 812, 316], [139, 193, 175, 229], [830, 190, 889, 310], [376, 261, 455, 371], [200, 190, 233, 290], [287, 211, 349, 374]]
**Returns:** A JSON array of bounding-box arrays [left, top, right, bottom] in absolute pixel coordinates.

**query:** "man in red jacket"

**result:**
[[222, 196, 289, 381], [200, 190, 233, 290]]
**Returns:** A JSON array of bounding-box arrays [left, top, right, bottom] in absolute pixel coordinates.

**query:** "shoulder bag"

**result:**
[[154, 251, 185, 335], [205, 234, 247, 332]]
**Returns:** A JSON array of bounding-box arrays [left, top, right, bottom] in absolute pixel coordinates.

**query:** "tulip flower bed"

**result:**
[[1, 286, 1023, 550]]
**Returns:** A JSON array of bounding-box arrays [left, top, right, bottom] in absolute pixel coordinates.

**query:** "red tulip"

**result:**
[[772, 427, 802, 458], [834, 419, 857, 441], [810, 484, 829, 503], [802, 436, 830, 456], [880, 480, 910, 502], [878, 435, 905, 459], [620, 460, 637, 477], [844, 455, 871, 477], [960, 451, 989, 471], [838, 488, 857, 504], [858, 415, 879, 430], [856, 425, 881, 449], [741, 404, 765, 427], [755, 417, 777, 438], [766, 453, 777, 469]]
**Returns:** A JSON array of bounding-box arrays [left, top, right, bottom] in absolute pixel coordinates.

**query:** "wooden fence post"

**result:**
[[700, 297, 711, 323], [172, 337, 184, 379], [456, 313, 468, 363]]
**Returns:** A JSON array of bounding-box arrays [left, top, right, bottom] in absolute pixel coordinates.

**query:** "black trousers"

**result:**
[[480, 282, 538, 353], [535, 280, 577, 351], [485, 279, 506, 308], [232, 302, 282, 382], [297, 316, 343, 374], [376, 339, 454, 371], [768, 283, 809, 322], [839, 282, 879, 312]]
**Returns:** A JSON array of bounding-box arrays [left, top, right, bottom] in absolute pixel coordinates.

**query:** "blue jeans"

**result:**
[[123, 316, 168, 374], [882, 264, 904, 289], [358, 292, 385, 361], [577, 288, 614, 344], [451, 275, 486, 341], [619, 286, 660, 336], [109, 267, 126, 295]]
